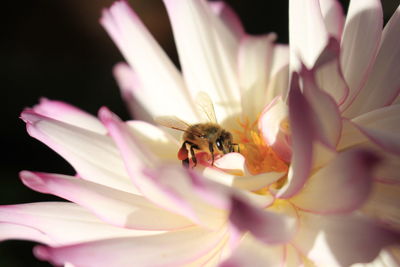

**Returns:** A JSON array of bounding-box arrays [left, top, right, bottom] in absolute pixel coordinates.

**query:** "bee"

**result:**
[[156, 92, 239, 167]]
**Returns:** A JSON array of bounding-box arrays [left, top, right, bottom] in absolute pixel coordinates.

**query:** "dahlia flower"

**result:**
[[1, 0, 400, 266]]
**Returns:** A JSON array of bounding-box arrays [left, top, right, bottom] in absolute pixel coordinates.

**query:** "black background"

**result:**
[[1, 0, 398, 266]]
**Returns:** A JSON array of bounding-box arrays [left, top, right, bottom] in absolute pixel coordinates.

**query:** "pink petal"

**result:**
[[300, 66, 342, 148], [259, 96, 291, 163], [213, 152, 246, 175], [34, 227, 227, 267], [319, 0, 345, 39], [293, 212, 400, 266], [238, 34, 276, 122], [276, 75, 314, 198], [208, 1, 244, 40], [220, 234, 285, 267], [101, 1, 199, 123], [289, 0, 329, 70], [0, 202, 156, 246], [163, 0, 241, 124], [340, 0, 384, 115], [20, 171, 193, 230], [290, 149, 379, 214], [32, 98, 106, 134], [229, 195, 297, 245], [20, 109, 137, 194], [351, 103, 400, 156]]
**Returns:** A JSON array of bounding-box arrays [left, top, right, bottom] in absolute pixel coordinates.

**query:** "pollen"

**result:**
[[235, 117, 288, 175]]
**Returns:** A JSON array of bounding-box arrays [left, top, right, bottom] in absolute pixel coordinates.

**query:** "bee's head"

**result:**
[[215, 130, 233, 154]]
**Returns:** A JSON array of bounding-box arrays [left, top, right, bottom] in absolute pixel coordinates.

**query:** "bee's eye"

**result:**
[[216, 139, 223, 151]]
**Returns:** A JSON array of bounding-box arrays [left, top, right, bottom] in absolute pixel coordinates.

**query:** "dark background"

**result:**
[[1, 0, 398, 266]]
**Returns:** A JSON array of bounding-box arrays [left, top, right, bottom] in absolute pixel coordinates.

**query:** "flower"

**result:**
[[1, 0, 400, 267]]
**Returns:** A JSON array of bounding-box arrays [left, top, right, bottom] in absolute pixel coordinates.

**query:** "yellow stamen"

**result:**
[[235, 117, 288, 176]]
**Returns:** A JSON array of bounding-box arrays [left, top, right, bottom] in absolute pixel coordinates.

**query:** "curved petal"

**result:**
[[351, 105, 400, 156], [229, 196, 296, 245], [319, 0, 344, 39], [20, 171, 192, 230], [34, 227, 227, 267], [340, 0, 384, 114], [32, 98, 106, 134], [289, 0, 329, 70], [290, 149, 379, 214], [163, 0, 241, 125], [293, 212, 400, 267], [220, 234, 285, 267], [0, 202, 158, 246], [276, 75, 314, 199], [238, 34, 276, 122], [20, 109, 136, 194], [259, 96, 291, 163], [101, 1, 199, 123], [301, 66, 342, 148]]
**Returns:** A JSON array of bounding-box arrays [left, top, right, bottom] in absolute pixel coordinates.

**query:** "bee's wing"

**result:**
[[196, 92, 217, 123], [155, 116, 190, 132]]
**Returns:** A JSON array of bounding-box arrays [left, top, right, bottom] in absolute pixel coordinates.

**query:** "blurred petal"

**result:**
[[20, 171, 192, 230], [32, 98, 106, 134], [340, 0, 383, 113], [239, 34, 276, 121], [319, 0, 344, 39], [362, 182, 400, 231], [229, 196, 296, 245], [220, 234, 285, 267], [163, 0, 241, 125], [293, 212, 400, 266], [351, 105, 400, 155], [0, 202, 157, 246], [291, 149, 379, 214], [289, 0, 329, 70], [276, 75, 314, 198], [34, 227, 227, 267], [20, 109, 136, 194], [101, 1, 199, 123]]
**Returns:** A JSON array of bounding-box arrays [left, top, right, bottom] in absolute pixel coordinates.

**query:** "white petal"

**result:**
[[163, 0, 241, 125], [34, 227, 228, 267], [20, 109, 137, 194], [0, 202, 159, 246], [352, 105, 400, 155], [340, 0, 384, 115], [289, 0, 329, 70], [319, 0, 345, 39], [238, 34, 276, 122], [101, 1, 199, 123], [20, 171, 193, 230]]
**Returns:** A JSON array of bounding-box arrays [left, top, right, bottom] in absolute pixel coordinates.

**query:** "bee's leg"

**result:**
[[208, 142, 215, 166], [182, 158, 190, 167], [189, 143, 198, 167], [232, 143, 240, 153]]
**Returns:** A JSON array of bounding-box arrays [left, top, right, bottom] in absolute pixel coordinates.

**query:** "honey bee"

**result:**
[[156, 92, 239, 167]]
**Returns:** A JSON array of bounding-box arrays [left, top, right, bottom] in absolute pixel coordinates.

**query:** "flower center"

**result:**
[[235, 118, 288, 175]]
